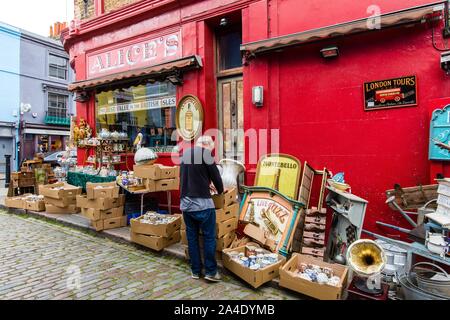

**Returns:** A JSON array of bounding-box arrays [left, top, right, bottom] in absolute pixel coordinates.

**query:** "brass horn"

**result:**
[[346, 239, 386, 277]]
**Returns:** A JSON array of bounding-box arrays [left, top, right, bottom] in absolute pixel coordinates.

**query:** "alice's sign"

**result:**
[[98, 96, 176, 115], [87, 31, 182, 79]]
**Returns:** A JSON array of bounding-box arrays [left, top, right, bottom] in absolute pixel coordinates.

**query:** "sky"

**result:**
[[0, 0, 74, 37]]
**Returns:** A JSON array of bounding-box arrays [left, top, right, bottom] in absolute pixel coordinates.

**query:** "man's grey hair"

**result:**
[[195, 135, 215, 149]]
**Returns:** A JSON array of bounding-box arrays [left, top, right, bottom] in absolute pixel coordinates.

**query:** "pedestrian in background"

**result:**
[[180, 135, 224, 282]]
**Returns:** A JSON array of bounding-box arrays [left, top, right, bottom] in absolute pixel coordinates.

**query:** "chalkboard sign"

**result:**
[[364, 75, 417, 111], [429, 105, 450, 161]]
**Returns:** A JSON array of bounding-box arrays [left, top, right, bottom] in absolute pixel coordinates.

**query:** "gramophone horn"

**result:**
[[346, 239, 386, 277]]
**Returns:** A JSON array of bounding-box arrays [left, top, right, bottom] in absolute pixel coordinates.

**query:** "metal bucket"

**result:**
[[412, 262, 450, 299], [397, 271, 447, 300]]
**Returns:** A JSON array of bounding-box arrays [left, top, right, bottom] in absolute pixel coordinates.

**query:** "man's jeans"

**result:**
[[182, 208, 217, 276]]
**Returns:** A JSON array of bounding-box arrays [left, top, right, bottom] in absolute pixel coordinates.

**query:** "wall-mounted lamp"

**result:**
[[220, 18, 228, 27], [74, 91, 90, 102], [320, 46, 339, 59], [252, 86, 264, 107]]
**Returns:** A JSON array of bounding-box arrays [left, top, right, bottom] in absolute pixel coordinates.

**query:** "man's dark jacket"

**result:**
[[180, 146, 224, 198]]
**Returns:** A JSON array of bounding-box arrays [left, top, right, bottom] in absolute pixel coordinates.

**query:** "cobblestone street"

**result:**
[[0, 211, 299, 300]]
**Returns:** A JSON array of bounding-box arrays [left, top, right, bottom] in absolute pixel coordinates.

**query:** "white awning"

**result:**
[[24, 128, 70, 136]]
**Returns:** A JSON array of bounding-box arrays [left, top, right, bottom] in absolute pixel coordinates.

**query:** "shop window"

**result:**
[[217, 28, 242, 71], [49, 54, 68, 80], [95, 81, 177, 152], [48, 93, 68, 118]]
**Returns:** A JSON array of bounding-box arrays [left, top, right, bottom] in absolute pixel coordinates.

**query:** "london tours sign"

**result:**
[[87, 31, 182, 79], [364, 75, 417, 111]]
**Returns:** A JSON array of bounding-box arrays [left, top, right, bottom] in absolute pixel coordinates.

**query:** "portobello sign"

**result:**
[[87, 31, 182, 79]]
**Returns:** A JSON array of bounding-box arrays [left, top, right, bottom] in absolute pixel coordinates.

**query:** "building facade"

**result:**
[[18, 29, 75, 165], [63, 0, 450, 233], [0, 22, 21, 173]]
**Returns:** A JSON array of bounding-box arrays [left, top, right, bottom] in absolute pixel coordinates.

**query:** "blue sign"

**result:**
[[429, 105, 450, 161]]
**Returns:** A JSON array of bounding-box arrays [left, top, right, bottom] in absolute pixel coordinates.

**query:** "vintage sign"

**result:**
[[176, 95, 203, 141], [239, 187, 304, 255], [363, 75, 417, 111], [429, 104, 450, 161], [87, 31, 182, 79], [255, 154, 301, 199], [97, 96, 176, 115]]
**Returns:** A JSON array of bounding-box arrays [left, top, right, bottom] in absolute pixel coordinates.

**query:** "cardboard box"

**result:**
[[24, 200, 46, 212], [13, 178, 35, 188], [39, 182, 81, 200], [216, 203, 239, 223], [243, 223, 277, 252], [222, 245, 286, 288], [145, 178, 179, 192], [44, 196, 77, 208], [279, 253, 348, 300], [133, 164, 180, 180], [216, 217, 237, 238], [131, 230, 181, 251], [76, 194, 125, 210], [212, 188, 237, 209], [81, 206, 124, 221], [180, 230, 235, 251], [45, 204, 80, 214], [91, 216, 127, 231], [4, 194, 32, 209], [130, 214, 181, 237], [86, 182, 120, 200]]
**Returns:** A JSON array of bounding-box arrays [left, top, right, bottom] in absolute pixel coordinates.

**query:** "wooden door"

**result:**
[[217, 76, 244, 161]]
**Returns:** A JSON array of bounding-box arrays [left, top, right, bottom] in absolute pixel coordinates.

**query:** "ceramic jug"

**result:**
[[218, 159, 245, 189]]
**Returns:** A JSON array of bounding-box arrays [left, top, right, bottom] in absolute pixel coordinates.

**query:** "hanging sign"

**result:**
[[255, 154, 301, 199], [176, 95, 203, 141], [364, 75, 417, 111], [429, 104, 450, 161], [87, 30, 182, 79]]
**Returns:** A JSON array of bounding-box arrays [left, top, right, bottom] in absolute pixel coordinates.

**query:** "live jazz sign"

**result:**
[[87, 31, 182, 79]]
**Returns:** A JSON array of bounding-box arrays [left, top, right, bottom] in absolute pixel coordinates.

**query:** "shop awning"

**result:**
[[241, 2, 445, 57], [24, 128, 70, 136], [68, 55, 203, 92]]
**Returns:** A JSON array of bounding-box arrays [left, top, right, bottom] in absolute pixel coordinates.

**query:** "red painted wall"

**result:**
[[64, 0, 450, 231]]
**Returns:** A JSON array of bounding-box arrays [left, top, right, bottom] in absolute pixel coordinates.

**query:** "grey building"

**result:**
[[18, 28, 75, 164]]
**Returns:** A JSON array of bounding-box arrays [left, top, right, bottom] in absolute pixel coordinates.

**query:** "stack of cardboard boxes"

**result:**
[[77, 182, 126, 231], [4, 194, 45, 211], [133, 163, 180, 192], [39, 182, 82, 214], [181, 188, 239, 261], [11, 171, 35, 189], [130, 212, 181, 251]]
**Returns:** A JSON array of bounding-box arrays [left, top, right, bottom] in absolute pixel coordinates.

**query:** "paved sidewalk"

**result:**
[[0, 212, 300, 300]]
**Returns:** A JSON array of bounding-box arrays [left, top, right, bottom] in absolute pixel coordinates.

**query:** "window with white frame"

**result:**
[[49, 54, 68, 80], [48, 93, 68, 118]]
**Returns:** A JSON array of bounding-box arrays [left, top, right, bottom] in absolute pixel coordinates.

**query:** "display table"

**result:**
[[117, 182, 172, 215], [67, 171, 116, 192]]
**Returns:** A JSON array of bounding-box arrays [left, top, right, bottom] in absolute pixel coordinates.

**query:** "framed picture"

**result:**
[[363, 75, 417, 111], [254, 153, 301, 200]]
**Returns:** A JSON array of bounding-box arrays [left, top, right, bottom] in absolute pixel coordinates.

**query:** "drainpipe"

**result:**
[[443, 0, 450, 38]]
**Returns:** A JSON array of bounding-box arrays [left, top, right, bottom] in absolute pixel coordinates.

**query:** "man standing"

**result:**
[[180, 136, 224, 282]]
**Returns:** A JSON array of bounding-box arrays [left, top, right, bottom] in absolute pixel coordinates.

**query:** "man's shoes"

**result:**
[[191, 272, 200, 279], [205, 273, 222, 282]]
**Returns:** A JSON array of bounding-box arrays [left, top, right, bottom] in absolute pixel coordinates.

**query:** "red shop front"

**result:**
[[62, 0, 450, 233]]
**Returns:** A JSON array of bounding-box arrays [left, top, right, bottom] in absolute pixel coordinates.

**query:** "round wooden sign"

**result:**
[[176, 94, 204, 141]]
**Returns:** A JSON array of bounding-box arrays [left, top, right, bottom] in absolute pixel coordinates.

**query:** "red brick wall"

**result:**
[[74, 0, 142, 20]]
